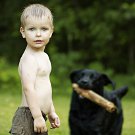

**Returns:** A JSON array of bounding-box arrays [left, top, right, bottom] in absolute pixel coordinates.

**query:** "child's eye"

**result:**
[[41, 27, 49, 31], [28, 27, 35, 31]]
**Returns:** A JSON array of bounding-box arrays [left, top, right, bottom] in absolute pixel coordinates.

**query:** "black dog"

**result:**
[[69, 69, 128, 135]]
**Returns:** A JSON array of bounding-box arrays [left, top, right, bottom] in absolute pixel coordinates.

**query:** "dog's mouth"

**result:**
[[77, 83, 102, 95], [79, 85, 92, 90], [72, 83, 117, 113]]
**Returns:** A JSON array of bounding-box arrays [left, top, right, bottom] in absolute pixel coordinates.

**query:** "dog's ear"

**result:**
[[70, 70, 82, 83], [99, 74, 115, 89]]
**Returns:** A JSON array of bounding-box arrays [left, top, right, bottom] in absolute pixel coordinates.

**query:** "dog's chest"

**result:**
[[78, 95, 100, 111]]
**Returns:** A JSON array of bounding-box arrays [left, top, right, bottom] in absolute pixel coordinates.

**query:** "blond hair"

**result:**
[[20, 4, 53, 29]]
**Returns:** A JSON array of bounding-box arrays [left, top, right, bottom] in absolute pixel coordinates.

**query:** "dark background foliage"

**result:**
[[0, 0, 135, 74]]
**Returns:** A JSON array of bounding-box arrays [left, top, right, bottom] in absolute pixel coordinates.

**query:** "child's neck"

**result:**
[[26, 45, 45, 53]]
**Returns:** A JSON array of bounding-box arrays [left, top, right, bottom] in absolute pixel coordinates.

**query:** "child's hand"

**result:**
[[48, 112, 60, 129], [34, 116, 48, 133]]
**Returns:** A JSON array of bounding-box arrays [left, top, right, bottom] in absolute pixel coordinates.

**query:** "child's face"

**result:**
[[20, 16, 53, 49]]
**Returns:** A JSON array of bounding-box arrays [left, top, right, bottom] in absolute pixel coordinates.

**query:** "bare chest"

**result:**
[[36, 54, 51, 76]]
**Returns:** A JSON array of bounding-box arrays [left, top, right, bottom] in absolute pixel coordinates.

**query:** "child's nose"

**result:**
[[36, 30, 41, 37]]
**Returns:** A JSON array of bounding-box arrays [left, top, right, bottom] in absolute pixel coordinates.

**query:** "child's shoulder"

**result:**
[[19, 52, 37, 65], [43, 52, 50, 59], [18, 54, 38, 72]]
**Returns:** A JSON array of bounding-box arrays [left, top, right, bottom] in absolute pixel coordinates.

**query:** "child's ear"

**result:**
[[49, 30, 53, 38], [20, 27, 25, 38], [49, 27, 54, 38]]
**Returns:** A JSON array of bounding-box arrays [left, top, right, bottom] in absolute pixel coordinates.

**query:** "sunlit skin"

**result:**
[[19, 16, 60, 133]]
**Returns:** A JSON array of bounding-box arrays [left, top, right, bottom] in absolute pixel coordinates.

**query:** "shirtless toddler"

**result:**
[[9, 4, 60, 135]]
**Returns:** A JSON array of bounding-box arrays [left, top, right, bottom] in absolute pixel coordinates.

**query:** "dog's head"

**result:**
[[70, 69, 115, 94]]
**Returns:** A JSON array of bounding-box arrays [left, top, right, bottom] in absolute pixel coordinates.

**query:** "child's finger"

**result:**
[[41, 127, 48, 133], [50, 122, 55, 129], [55, 117, 60, 127], [34, 126, 38, 132]]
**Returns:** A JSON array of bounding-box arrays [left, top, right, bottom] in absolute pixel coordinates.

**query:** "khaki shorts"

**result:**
[[9, 107, 48, 135]]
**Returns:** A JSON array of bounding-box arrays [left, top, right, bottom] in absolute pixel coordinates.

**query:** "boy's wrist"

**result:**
[[30, 107, 43, 119], [33, 114, 43, 119], [48, 111, 56, 116]]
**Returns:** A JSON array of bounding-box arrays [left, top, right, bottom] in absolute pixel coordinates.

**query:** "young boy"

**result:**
[[9, 4, 60, 135]]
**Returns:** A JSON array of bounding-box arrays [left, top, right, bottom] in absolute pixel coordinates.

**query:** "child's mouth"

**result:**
[[34, 40, 43, 44]]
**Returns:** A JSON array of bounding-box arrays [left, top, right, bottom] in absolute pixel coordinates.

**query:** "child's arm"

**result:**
[[20, 56, 47, 133], [48, 103, 60, 129]]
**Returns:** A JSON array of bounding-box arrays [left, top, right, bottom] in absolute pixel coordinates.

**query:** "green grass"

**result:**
[[0, 93, 135, 135], [122, 99, 135, 135]]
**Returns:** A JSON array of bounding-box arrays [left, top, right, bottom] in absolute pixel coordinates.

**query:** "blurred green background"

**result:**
[[0, 0, 135, 135]]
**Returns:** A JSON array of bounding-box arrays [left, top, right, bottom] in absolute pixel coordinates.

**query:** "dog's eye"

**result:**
[[77, 73, 84, 79], [90, 74, 94, 78], [81, 73, 85, 77]]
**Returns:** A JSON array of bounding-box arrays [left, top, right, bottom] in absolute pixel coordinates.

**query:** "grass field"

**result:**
[[0, 93, 134, 135]]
